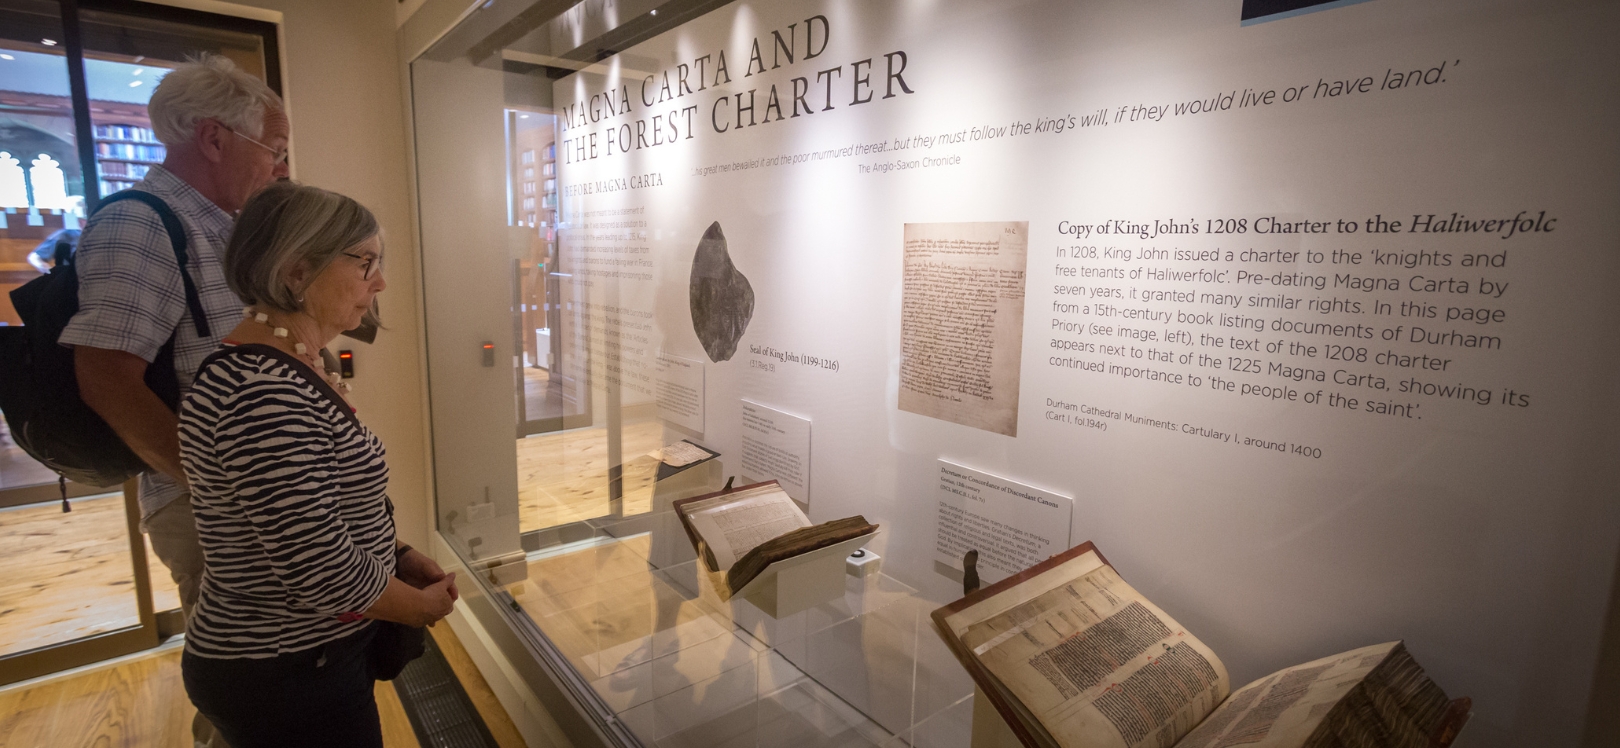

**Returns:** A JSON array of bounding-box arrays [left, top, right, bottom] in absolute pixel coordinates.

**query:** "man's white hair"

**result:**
[[148, 53, 283, 148]]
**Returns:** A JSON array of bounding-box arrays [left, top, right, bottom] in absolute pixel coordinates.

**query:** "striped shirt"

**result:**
[[179, 344, 395, 659], [60, 166, 242, 517]]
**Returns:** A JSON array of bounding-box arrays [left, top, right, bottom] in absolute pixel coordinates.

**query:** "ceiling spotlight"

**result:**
[[41, 39, 57, 46], [132, 69, 142, 75], [520, 114, 529, 119], [651, 8, 658, 15], [129, 80, 143, 87], [0, 54, 13, 61]]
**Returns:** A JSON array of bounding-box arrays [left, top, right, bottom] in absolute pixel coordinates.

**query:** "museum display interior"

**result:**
[[1, 0, 1617, 746], [404, 0, 1620, 747]]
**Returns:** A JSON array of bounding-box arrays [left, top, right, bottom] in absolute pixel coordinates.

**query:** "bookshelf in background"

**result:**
[[541, 143, 556, 211], [93, 124, 164, 197]]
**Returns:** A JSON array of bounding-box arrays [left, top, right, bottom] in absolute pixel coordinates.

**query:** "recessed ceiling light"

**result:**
[[651, 8, 657, 15], [0, 54, 13, 60], [41, 39, 57, 46], [132, 69, 142, 76], [133, 55, 144, 63], [520, 114, 529, 119], [129, 80, 143, 87]]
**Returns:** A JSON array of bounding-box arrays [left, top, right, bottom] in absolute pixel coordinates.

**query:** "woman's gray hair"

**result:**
[[148, 53, 283, 148], [226, 181, 382, 327]]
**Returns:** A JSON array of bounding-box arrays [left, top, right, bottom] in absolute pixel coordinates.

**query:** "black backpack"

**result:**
[[0, 191, 213, 503]]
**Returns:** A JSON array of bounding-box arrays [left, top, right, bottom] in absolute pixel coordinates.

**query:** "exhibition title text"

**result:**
[[558, 15, 914, 164]]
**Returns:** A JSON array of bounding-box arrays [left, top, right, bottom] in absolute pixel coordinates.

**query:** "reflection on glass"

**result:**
[[413, 2, 980, 745], [76, 8, 270, 199], [510, 109, 567, 432], [0, 7, 274, 642], [0, 493, 134, 655], [0, 9, 93, 496]]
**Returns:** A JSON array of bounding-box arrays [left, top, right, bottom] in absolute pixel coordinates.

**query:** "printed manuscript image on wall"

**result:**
[[899, 221, 1029, 436]]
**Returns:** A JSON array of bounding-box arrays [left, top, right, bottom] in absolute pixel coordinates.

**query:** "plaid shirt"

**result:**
[[59, 166, 242, 517]]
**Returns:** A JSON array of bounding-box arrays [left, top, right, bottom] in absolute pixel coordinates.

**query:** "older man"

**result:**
[[59, 53, 287, 748]]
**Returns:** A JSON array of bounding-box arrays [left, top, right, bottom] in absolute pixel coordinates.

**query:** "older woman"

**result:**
[[179, 181, 455, 747]]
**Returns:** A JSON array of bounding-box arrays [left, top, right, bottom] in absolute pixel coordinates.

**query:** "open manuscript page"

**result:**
[[1174, 642, 1427, 748], [947, 552, 1230, 748], [680, 484, 810, 570]]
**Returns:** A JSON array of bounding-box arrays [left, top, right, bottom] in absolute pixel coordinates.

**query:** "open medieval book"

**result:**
[[932, 542, 1470, 748], [673, 480, 877, 595]]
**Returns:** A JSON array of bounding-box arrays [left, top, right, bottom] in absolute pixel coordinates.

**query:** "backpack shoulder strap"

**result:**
[[93, 191, 212, 339]]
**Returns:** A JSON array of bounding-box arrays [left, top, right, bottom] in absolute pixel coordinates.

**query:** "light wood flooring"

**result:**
[[0, 494, 180, 656], [516, 418, 667, 533], [0, 620, 524, 748], [0, 395, 675, 683]]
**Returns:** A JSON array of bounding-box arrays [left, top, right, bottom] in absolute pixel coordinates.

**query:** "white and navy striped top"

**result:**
[[178, 344, 395, 659]]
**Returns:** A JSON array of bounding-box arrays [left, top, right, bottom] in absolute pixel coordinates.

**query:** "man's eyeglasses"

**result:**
[[342, 252, 383, 280], [220, 123, 289, 165]]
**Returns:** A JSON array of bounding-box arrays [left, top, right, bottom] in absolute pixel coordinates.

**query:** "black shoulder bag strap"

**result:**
[[93, 191, 211, 339]]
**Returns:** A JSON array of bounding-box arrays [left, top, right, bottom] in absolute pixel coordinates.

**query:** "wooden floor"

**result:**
[[0, 389, 681, 721], [0, 415, 673, 655], [516, 417, 666, 534], [521, 366, 554, 424], [0, 621, 525, 748], [0, 494, 181, 656]]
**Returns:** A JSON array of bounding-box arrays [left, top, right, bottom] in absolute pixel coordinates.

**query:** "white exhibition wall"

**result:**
[[551, 0, 1620, 744]]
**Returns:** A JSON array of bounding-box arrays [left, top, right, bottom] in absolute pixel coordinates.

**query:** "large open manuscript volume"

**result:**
[[931, 543, 1470, 748], [673, 480, 878, 595]]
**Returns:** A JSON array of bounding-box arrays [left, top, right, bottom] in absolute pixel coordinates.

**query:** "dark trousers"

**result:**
[[182, 623, 383, 748]]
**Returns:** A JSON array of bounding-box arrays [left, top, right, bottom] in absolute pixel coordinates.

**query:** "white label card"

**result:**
[[739, 399, 812, 503], [657, 352, 705, 433], [934, 460, 1073, 584]]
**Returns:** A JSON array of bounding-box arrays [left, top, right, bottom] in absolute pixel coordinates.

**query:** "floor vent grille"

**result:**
[[393, 632, 501, 748]]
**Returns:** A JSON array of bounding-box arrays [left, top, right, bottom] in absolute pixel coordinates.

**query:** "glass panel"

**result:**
[[0, 491, 138, 655], [76, 7, 268, 199], [510, 109, 568, 433], [0, 3, 269, 502], [0, 0, 271, 678], [0, 2, 143, 658], [419, 0, 1619, 744], [0, 1, 88, 320], [74, 6, 271, 613], [413, 1, 980, 744], [413, 27, 592, 572]]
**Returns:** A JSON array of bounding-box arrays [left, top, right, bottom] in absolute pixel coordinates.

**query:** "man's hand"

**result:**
[[398, 548, 458, 602]]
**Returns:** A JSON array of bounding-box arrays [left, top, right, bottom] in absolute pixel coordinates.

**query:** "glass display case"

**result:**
[[404, 0, 1620, 745], [409, 5, 982, 742], [515, 501, 974, 748]]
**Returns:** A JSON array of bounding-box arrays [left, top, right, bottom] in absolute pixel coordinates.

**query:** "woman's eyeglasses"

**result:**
[[341, 252, 383, 280]]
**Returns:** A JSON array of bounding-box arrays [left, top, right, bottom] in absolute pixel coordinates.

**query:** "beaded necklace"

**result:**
[[240, 306, 352, 394]]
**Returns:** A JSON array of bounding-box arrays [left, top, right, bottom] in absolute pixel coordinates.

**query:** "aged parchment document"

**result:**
[[899, 221, 1028, 436], [957, 560, 1230, 748], [1175, 641, 1451, 748], [681, 485, 809, 570], [654, 441, 711, 467]]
